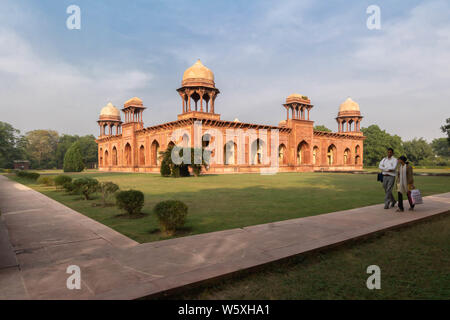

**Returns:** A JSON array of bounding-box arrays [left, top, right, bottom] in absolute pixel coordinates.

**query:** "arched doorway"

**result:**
[[151, 140, 160, 165], [112, 147, 118, 166], [297, 141, 309, 165], [278, 144, 286, 165], [344, 148, 351, 165], [104, 150, 109, 166], [312, 146, 319, 165], [224, 141, 237, 165], [99, 148, 103, 166], [327, 144, 336, 165], [139, 145, 145, 166], [124, 143, 132, 166], [251, 139, 265, 165]]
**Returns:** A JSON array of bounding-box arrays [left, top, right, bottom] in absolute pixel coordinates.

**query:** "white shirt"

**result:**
[[379, 156, 398, 176]]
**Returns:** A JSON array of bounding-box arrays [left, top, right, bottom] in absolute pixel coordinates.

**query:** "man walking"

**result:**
[[378, 148, 398, 209]]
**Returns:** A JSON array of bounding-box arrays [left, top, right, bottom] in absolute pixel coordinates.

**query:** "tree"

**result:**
[[361, 125, 404, 166], [314, 125, 332, 132], [441, 118, 450, 145], [431, 138, 450, 158], [63, 142, 85, 172], [78, 135, 98, 165], [55, 135, 79, 169], [25, 130, 59, 169], [403, 138, 434, 165], [159, 145, 208, 177], [0, 121, 24, 168]]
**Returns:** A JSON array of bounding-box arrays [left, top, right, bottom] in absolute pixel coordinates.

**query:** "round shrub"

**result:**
[[72, 177, 99, 200], [37, 176, 54, 186], [53, 175, 72, 189], [153, 200, 188, 235], [98, 181, 119, 206], [115, 190, 144, 216], [63, 181, 76, 193]]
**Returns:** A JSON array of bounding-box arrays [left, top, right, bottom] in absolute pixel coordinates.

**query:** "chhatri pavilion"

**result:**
[[96, 60, 365, 173]]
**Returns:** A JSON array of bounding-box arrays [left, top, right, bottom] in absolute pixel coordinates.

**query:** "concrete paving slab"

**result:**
[[0, 175, 449, 300]]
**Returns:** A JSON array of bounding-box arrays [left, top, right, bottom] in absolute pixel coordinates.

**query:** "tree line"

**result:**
[[1, 119, 449, 169], [0, 121, 97, 169]]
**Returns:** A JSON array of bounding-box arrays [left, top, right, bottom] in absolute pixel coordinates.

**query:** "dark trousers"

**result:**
[[398, 191, 415, 210]]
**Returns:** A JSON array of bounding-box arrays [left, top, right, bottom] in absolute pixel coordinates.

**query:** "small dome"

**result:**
[[339, 97, 360, 113], [124, 97, 143, 108], [182, 59, 215, 88], [99, 102, 121, 120], [286, 93, 310, 104]]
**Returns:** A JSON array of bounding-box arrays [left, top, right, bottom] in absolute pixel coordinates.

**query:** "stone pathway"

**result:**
[[0, 175, 449, 299]]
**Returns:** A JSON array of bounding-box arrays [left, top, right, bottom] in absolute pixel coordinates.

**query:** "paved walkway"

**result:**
[[0, 175, 449, 299]]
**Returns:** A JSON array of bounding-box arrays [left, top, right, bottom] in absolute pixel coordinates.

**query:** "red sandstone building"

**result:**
[[96, 60, 364, 173]]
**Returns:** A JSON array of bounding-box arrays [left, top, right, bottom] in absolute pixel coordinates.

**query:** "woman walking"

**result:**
[[396, 155, 415, 212]]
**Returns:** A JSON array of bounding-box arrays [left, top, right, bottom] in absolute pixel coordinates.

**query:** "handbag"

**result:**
[[377, 173, 384, 182], [411, 189, 423, 205]]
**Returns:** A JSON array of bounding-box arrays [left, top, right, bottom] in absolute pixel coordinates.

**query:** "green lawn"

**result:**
[[9, 172, 450, 243], [171, 213, 450, 300]]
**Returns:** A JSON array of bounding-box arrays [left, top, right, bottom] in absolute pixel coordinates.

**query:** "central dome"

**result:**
[[182, 59, 215, 88]]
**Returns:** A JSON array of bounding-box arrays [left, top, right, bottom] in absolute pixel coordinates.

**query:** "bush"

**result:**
[[63, 182, 76, 193], [72, 177, 99, 200], [53, 175, 72, 189], [63, 142, 85, 172], [98, 181, 119, 206], [16, 171, 40, 180], [154, 200, 188, 235], [37, 176, 54, 186], [115, 190, 144, 215]]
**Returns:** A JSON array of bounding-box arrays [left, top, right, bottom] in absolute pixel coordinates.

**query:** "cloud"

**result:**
[[0, 27, 152, 135]]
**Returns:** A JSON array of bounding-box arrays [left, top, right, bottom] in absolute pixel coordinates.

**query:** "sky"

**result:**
[[0, 0, 449, 141]]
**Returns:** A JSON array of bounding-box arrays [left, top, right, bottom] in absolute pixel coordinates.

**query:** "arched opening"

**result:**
[[344, 148, 351, 165], [312, 146, 319, 165], [112, 147, 118, 166], [327, 144, 337, 165], [124, 143, 132, 166], [151, 140, 160, 166], [355, 145, 360, 155], [251, 139, 265, 165], [297, 141, 309, 165], [355, 155, 361, 165], [224, 141, 237, 165], [99, 148, 103, 166], [278, 144, 286, 165], [104, 150, 109, 166], [139, 145, 145, 166]]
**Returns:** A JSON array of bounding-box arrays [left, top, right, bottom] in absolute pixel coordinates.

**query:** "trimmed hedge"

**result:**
[[115, 190, 144, 215], [16, 171, 40, 180], [154, 200, 188, 235], [37, 176, 54, 186]]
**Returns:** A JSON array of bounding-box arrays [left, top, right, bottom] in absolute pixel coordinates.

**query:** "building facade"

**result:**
[[96, 60, 365, 174]]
